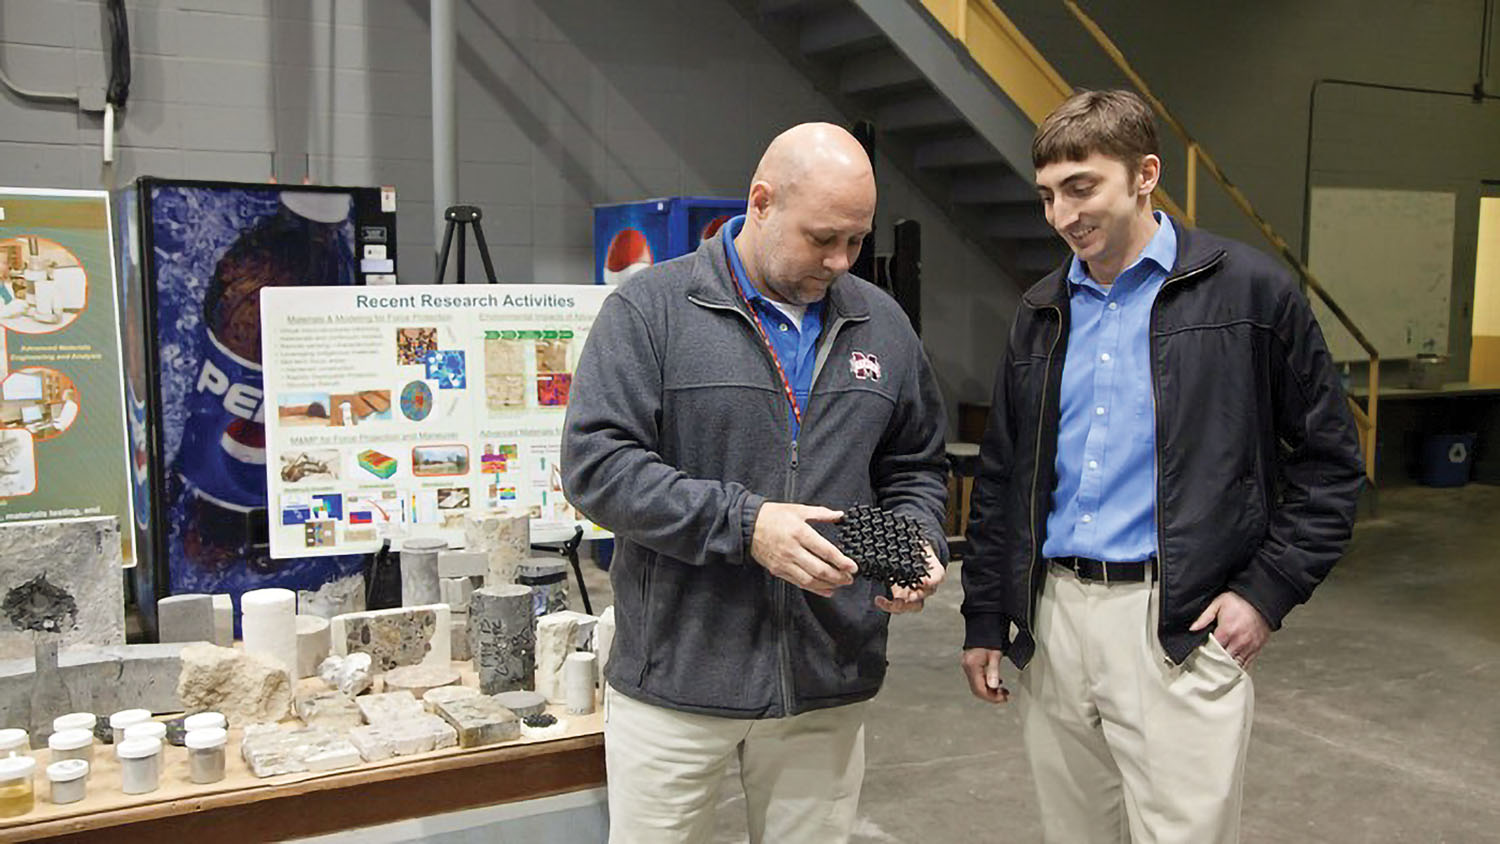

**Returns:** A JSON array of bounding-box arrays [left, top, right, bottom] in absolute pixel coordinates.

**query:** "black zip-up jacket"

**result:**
[[962, 216, 1364, 667]]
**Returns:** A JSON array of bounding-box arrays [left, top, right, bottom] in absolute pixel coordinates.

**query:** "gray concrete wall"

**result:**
[[0, 0, 1019, 420]]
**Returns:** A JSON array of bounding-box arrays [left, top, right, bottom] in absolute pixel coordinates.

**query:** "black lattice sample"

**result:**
[[837, 505, 930, 589]]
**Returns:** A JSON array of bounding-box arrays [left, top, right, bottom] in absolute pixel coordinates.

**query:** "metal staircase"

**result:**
[[735, 0, 1074, 282]]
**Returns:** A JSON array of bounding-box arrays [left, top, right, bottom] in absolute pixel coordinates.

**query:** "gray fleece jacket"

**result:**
[[561, 234, 949, 719]]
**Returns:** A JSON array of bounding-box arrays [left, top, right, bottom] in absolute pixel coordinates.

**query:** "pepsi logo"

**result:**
[[602, 228, 653, 285]]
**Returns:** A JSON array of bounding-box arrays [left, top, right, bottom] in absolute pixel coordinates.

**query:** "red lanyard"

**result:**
[[726, 252, 803, 429]]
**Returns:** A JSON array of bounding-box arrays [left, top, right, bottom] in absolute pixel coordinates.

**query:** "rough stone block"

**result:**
[[241, 726, 361, 778], [348, 713, 457, 762], [0, 517, 124, 659], [318, 652, 372, 697], [465, 510, 529, 587], [177, 643, 292, 724], [438, 551, 488, 579], [356, 690, 424, 725], [435, 695, 520, 748], [297, 573, 366, 620], [535, 612, 581, 704], [330, 604, 451, 672], [450, 614, 471, 662], [294, 690, 362, 730], [382, 664, 460, 699], [157, 594, 215, 644]]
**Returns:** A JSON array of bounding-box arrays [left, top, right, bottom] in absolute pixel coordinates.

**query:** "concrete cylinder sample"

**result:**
[[464, 508, 530, 588], [295, 615, 331, 679], [469, 584, 534, 694], [400, 538, 446, 607], [564, 652, 597, 715], [241, 588, 297, 677]]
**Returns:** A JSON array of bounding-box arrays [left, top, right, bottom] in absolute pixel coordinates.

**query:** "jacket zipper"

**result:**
[[688, 293, 865, 715], [1025, 305, 1064, 633], [1146, 255, 1223, 661]]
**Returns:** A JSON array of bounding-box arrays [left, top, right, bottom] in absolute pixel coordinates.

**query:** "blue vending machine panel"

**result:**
[[593, 197, 744, 285], [119, 178, 397, 635]]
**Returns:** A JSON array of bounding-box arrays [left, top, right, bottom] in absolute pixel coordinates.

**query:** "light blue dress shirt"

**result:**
[[1042, 212, 1177, 563]]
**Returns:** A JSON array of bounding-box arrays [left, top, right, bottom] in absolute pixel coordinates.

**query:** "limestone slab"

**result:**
[[465, 510, 529, 588], [330, 604, 451, 672], [157, 594, 215, 644], [356, 690, 424, 725], [0, 643, 185, 729], [435, 695, 520, 748], [348, 713, 457, 762], [450, 614, 471, 662], [177, 643, 291, 724], [382, 664, 460, 699], [0, 517, 124, 659], [240, 726, 361, 778], [294, 691, 362, 730], [535, 612, 585, 704]]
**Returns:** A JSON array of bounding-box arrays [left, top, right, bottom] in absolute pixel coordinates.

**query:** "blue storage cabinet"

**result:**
[[593, 197, 745, 285]]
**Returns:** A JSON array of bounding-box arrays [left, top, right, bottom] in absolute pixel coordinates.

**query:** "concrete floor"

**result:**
[[578, 483, 1500, 842]]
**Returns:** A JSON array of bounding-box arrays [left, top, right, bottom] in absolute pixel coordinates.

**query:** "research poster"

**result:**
[[261, 284, 612, 559], [0, 188, 134, 564]]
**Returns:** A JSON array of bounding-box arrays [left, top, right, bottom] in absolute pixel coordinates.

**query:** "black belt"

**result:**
[[1049, 556, 1154, 584]]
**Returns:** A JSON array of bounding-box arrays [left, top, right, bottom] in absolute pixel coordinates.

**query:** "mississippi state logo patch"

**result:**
[[849, 350, 881, 381]]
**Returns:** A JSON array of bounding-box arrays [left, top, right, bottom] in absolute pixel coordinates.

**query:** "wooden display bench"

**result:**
[[2, 696, 604, 842]]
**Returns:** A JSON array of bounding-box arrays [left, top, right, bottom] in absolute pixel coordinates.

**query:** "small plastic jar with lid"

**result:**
[[122, 721, 167, 745], [0, 756, 36, 817], [47, 729, 94, 765], [0, 729, 28, 758], [52, 713, 96, 736], [183, 712, 226, 733], [116, 737, 161, 795], [109, 709, 151, 744], [184, 727, 227, 784], [45, 759, 88, 805]]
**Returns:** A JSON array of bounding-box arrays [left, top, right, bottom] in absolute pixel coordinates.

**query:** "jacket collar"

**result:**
[[686, 231, 872, 322], [1022, 214, 1225, 309]]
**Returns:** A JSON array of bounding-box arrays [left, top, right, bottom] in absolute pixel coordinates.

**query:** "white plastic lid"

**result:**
[[123, 722, 167, 742], [109, 708, 151, 729], [183, 712, 226, 732], [0, 756, 35, 779], [52, 713, 95, 733], [115, 737, 160, 760], [47, 729, 92, 751], [45, 759, 88, 783], [0, 728, 27, 751], [184, 727, 227, 750]]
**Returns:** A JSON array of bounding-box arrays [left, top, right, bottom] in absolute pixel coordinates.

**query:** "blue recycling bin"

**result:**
[[1420, 433, 1476, 487]]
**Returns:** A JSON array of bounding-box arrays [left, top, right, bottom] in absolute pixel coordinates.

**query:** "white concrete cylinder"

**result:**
[[564, 652, 597, 715], [241, 588, 297, 677]]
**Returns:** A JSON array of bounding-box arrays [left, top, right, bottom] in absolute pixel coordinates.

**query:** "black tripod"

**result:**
[[434, 204, 499, 284]]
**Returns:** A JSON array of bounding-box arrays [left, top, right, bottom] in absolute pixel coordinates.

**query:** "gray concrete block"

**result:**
[[0, 518, 125, 660], [157, 594, 215, 644]]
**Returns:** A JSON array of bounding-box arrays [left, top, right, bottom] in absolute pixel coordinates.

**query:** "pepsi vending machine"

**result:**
[[593, 197, 744, 285], [117, 179, 397, 635]]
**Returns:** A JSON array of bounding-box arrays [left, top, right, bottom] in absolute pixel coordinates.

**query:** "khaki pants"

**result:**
[[603, 685, 867, 844], [1018, 564, 1254, 843]]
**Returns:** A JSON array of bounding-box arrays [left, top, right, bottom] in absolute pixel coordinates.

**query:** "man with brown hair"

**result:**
[[960, 89, 1363, 842]]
